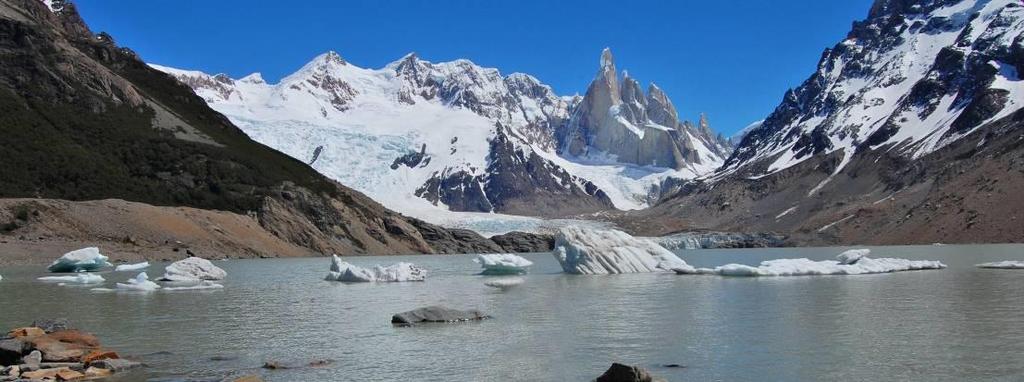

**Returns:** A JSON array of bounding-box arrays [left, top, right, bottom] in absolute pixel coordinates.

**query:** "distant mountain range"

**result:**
[[154, 48, 732, 221]]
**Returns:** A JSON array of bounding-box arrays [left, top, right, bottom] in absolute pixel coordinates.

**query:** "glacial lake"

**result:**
[[2, 244, 1024, 381]]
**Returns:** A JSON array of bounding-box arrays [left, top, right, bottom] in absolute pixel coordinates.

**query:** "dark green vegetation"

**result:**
[[0, 4, 334, 213]]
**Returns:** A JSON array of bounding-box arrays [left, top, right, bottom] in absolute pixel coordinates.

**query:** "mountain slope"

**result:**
[[0, 0, 506, 257], [154, 49, 731, 221], [621, 0, 1024, 245]]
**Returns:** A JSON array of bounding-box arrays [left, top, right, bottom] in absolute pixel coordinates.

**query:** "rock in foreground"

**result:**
[[475, 254, 533, 275], [325, 255, 426, 282], [159, 257, 227, 282], [595, 363, 662, 382], [391, 306, 489, 325], [553, 227, 692, 274], [0, 322, 141, 380], [46, 247, 111, 273]]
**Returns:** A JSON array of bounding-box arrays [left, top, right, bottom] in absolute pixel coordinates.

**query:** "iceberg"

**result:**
[[46, 247, 111, 273], [484, 277, 524, 290], [324, 255, 426, 282], [38, 273, 105, 284], [115, 272, 161, 292], [976, 261, 1024, 269], [114, 262, 150, 272], [474, 254, 533, 275], [159, 257, 227, 281], [674, 249, 946, 277], [163, 281, 224, 291], [553, 227, 693, 274]]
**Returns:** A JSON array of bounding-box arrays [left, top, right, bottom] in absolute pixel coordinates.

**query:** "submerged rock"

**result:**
[[46, 247, 111, 273], [159, 257, 227, 282], [391, 306, 489, 325], [976, 261, 1024, 269], [553, 227, 692, 274]]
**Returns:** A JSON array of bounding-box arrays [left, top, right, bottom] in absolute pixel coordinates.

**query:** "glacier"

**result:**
[[115, 272, 161, 292], [674, 249, 946, 277], [46, 247, 111, 273], [553, 227, 692, 274], [38, 273, 105, 284], [976, 261, 1024, 269], [474, 254, 533, 275], [159, 257, 227, 282], [114, 262, 150, 272], [324, 255, 426, 282]]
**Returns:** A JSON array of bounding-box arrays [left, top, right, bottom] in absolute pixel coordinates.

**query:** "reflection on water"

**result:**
[[2, 244, 1024, 381]]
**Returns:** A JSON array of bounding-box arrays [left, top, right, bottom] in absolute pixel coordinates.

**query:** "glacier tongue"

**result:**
[[553, 227, 693, 275]]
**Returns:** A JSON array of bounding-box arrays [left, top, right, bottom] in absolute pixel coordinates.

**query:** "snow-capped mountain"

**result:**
[[561, 49, 732, 171], [153, 49, 730, 222], [723, 0, 1024, 177], [624, 0, 1024, 246]]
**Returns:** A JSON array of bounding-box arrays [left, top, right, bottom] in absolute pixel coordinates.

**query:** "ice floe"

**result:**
[[114, 262, 150, 272], [38, 273, 105, 284], [115, 272, 161, 292], [975, 261, 1024, 269], [47, 247, 111, 273], [324, 255, 426, 282], [484, 277, 524, 290], [474, 254, 533, 275], [159, 257, 227, 282], [163, 281, 224, 291], [674, 249, 946, 277], [553, 227, 691, 274]]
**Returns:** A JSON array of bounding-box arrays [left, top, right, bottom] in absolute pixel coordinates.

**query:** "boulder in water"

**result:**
[[391, 306, 489, 325], [595, 363, 661, 382]]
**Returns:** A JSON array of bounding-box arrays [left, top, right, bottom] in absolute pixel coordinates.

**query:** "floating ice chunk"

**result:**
[[676, 250, 946, 277], [38, 273, 105, 284], [553, 227, 693, 274], [159, 257, 227, 281], [475, 254, 533, 275], [837, 249, 870, 265], [324, 255, 426, 282], [47, 247, 111, 273], [115, 262, 150, 272], [484, 277, 524, 290], [976, 261, 1024, 269], [116, 272, 161, 292], [163, 281, 225, 291]]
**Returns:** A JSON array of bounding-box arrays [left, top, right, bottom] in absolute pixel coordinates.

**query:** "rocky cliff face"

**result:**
[[621, 0, 1024, 245], [0, 0, 508, 256], [560, 49, 732, 171]]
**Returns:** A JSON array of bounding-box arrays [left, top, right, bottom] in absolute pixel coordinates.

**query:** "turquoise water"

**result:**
[[2, 244, 1023, 381]]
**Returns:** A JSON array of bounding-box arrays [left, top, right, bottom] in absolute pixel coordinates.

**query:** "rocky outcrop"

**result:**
[[595, 363, 662, 382], [560, 49, 731, 170], [0, 322, 141, 380], [489, 231, 554, 253], [415, 125, 615, 217]]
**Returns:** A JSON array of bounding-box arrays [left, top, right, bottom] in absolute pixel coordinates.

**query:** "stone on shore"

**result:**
[[391, 306, 490, 325], [90, 358, 142, 372], [0, 340, 29, 365]]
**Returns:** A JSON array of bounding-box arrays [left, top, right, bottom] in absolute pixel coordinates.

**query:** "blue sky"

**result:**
[[75, 0, 873, 136]]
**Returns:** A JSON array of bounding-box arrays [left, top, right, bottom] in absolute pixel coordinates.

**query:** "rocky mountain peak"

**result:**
[[646, 83, 679, 128]]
